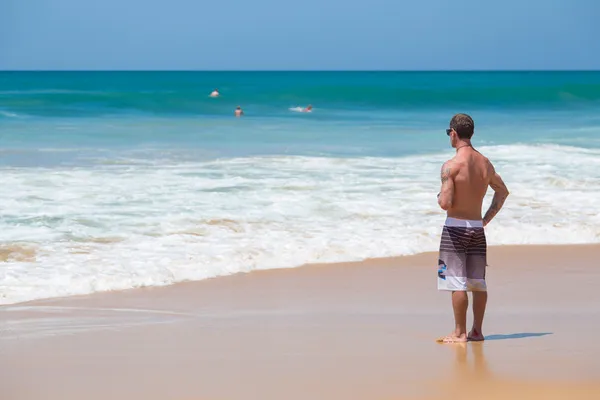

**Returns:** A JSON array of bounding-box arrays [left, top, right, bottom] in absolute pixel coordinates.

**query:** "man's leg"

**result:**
[[469, 291, 487, 341], [436, 290, 469, 343], [465, 227, 488, 341], [437, 224, 469, 343], [452, 290, 468, 339], [437, 290, 468, 343]]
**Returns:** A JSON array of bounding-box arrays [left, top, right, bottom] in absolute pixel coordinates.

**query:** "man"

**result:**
[[234, 106, 244, 117], [435, 113, 509, 344], [210, 89, 220, 98]]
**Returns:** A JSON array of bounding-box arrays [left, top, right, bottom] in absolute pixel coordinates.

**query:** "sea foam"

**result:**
[[0, 143, 599, 304]]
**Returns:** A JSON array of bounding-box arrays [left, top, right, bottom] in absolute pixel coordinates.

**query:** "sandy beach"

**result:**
[[2, 244, 600, 400]]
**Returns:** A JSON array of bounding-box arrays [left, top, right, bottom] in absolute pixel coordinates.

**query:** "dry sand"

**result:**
[[1, 244, 600, 399]]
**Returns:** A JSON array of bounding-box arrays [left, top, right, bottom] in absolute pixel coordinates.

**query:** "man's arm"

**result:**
[[437, 161, 455, 211], [483, 163, 509, 226]]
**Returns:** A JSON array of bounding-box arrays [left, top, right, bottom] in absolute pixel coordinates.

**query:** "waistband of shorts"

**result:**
[[445, 217, 484, 228]]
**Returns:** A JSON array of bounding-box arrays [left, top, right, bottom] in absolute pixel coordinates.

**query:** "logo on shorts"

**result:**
[[438, 259, 447, 280]]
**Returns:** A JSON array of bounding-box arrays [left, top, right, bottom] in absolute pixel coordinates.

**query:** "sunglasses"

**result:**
[[446, 128, 453, 136]]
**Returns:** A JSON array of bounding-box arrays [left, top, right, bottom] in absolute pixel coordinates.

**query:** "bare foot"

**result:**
[[468, 328, 485, 342], [436, 333, 468, 344]]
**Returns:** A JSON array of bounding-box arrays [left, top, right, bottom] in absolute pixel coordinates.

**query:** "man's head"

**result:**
[[446, 113, 474, 147]]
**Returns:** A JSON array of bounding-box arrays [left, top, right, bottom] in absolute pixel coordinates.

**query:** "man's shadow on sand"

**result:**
[[445, 332, 555, 388], [484, 332, 552, 341]]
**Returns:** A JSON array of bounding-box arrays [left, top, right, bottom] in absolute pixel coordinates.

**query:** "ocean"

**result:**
[[1, 71, 600, 305]]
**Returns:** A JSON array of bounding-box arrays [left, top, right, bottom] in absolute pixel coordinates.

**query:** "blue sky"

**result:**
[[1, 0, 598, 70]]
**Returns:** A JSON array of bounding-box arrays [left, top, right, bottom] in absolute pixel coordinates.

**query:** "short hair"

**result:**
[[449, 113, 475, 139]]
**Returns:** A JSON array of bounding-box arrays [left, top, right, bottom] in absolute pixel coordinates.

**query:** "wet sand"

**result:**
[[1, 244, 600, 399]]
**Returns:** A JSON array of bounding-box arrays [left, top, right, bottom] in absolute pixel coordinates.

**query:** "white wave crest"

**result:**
[[0, 143, 599, 304]]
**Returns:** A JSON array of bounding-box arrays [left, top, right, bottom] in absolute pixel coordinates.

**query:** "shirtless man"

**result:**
[[234, 106, 244, 117], [435, 113, 509, 344]]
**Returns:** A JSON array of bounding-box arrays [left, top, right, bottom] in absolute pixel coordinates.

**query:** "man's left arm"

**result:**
[[437, 161, 455, 211]]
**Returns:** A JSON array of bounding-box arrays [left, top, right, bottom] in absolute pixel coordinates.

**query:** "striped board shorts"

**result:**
[[437, 217, 487, 292]]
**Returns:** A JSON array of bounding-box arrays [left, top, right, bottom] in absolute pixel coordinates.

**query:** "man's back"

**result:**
[[446, 148, 491, 221]]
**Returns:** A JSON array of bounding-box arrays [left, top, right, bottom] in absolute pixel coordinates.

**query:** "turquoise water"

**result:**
[[1, 71, 600, 304], [2, 71, 600, 161], [3, 71, 600, 115]]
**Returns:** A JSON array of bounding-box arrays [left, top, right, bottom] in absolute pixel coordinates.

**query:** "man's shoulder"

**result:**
[[471, 148, 491, 163], [476, 152, 494, 170], [442, 158, 461, 171], [443, 155, 459, 165]]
